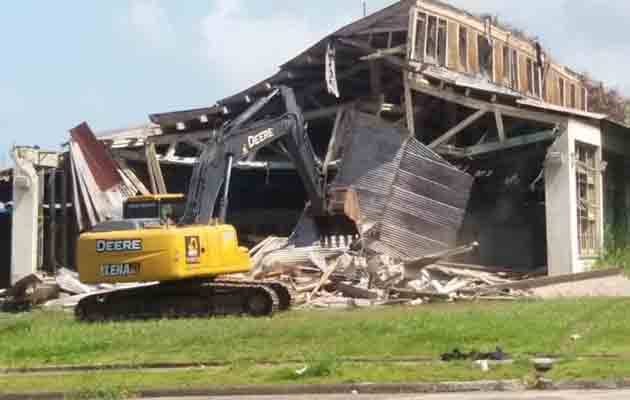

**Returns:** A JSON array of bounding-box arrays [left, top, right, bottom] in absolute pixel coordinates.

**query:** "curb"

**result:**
[[3, 378, 630, 399], [0, 380, 525, 400], [4, 354, 630, 376]]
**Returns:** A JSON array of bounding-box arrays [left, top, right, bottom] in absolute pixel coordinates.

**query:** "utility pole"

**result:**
[[362, 0, 367, 17]]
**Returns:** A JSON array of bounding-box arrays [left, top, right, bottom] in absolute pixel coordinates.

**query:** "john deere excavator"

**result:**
[[75, 86, 353, 321]]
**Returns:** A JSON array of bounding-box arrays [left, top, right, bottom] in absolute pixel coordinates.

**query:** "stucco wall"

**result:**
[[545, 119, 603, 276]]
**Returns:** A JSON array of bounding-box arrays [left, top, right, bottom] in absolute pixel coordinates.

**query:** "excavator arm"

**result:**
[[181, 86, 326, 225]]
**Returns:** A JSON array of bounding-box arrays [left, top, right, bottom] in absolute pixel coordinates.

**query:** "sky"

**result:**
[[1, 0, 629, 169]]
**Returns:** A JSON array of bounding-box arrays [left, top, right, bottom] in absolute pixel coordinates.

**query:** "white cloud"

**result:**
[[126, 0, 174, 49], [199, 0, 354, 91]]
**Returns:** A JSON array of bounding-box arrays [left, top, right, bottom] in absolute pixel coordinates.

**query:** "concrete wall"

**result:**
[[545, 119, 604, 275], [10, 148, 41, 285]]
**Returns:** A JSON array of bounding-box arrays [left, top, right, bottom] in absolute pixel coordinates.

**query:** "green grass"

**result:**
[[2, 299, 630, 395], [1, 299, 630, 369]]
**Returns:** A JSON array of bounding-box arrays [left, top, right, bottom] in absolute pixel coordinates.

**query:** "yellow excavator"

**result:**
[[75, 86, 354, 321]]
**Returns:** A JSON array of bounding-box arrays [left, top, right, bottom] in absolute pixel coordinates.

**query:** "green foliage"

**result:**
[[597, 223, 630, 272], [65, 385, 130, 400]]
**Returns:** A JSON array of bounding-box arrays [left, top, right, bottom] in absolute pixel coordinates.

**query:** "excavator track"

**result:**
[[216, 280, 293, 311], [75, 279, 285, 322]]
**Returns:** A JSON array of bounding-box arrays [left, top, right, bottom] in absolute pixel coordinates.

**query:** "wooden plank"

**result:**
[[468, 29, 478, 74], [447, 21, 458, 70], [145, 143, 167, 194], [494, 41, 503, 85], [429, 108, 487, 149], [403, 73, 416, 137], [116, 158, 150, 196], [463, 129, 559, 157], [69, 150, 85, 231], [494, 110, 506, 142]]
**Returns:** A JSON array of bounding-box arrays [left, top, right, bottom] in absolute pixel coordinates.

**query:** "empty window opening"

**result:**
[[426, 15, 438, 61], [477, 34, 493, 78], [437, 19, 447, 66], [570, 84, 577, 108], [459, 26, 468, 70], [576, 143, 600, 257], [413, 13, 426, 61], [526, 58, 534, 95]]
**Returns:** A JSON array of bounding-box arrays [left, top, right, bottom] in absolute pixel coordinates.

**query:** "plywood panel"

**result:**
[[447, 21, 458, 70], [494, 41, 503, 85], [519, 53, 528, 95], [468, 29, 478, 74]]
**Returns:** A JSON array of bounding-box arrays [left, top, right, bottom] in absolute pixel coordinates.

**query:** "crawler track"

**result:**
[[75, 279, 289, 322]]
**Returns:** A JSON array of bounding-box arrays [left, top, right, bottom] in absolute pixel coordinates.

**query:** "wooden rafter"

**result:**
[[408, 79, 566, 126], [429, 109, 488, 149]]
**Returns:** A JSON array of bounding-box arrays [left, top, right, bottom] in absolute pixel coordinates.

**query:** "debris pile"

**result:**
[[240, 237, 537, 309]]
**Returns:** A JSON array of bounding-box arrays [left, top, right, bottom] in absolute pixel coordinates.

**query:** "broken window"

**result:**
[[477, 34, 493, 78], [437, 19, 447, 66], [413, 13, 426, 61], [459, 26, 468, 70], [426, 15, 438, 62], [570, 84, 577, 108], [576, 143, 600, 257], [559, 77, 565, 106]]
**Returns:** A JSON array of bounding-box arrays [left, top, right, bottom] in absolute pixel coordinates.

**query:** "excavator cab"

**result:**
[[123, 194, 186, 223]]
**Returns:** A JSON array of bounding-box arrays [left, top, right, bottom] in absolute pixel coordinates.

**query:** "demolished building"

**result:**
[[2, 0, 630, 296]]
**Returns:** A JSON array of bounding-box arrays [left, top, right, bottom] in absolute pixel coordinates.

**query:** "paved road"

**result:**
[[151, 390, 630, 400]]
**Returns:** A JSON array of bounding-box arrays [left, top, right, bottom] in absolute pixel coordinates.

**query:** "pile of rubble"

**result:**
[[235, 236, 540, 309]]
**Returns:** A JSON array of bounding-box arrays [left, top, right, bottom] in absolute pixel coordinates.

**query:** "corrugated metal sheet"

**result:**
[[333, 111, 473, 259], [69, 122, 123, 192], [378, 138, 473, 258]]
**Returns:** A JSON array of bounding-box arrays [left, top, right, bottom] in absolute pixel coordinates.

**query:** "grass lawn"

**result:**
[[1, 298, 630, 395]]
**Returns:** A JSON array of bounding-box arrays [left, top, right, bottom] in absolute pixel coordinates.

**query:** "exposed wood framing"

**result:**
[[462, 129, 560, 158], [494, 110, 506, 141], [408, 78, 566, 126], [429, 108, 487, 149], [145, 143, 167, 194], [337, 38, 405, 70]]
